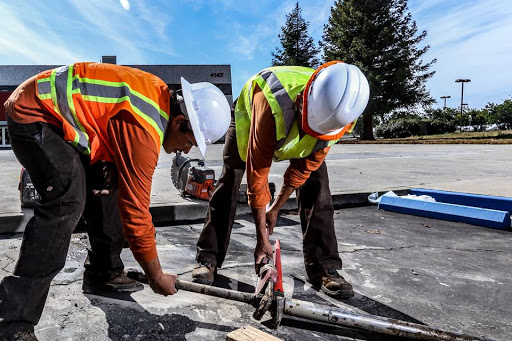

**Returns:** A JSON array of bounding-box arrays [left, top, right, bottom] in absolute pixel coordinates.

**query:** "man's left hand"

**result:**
[[254, 239, 273, 274], [92, 162, 118, 196]]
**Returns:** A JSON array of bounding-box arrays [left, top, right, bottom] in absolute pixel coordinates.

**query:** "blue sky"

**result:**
[[0, 0, 510, 109]]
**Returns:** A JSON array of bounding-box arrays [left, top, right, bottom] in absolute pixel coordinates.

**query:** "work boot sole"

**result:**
[[107, 281, 144, 292], [320, 284, 354, 299], [83, 281, 144, 294]]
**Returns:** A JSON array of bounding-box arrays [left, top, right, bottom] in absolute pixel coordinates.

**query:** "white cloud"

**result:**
[[0, 0, 175, 66], [302, 0, 333, 40], [0, 2, 83, 64], [120, 0, 130, 11], [410, 0, 512, 107]]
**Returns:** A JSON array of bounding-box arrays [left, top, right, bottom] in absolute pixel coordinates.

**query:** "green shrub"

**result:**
[[426, 119, 457, 135], [375, 117, 422, 138]]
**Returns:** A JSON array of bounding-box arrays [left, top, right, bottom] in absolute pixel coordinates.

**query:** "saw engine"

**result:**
[[171, 153, 276, 202], [171, 153, 215, 201]]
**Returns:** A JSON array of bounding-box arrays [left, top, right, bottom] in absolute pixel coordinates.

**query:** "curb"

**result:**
[[0, 189, 411, 234]]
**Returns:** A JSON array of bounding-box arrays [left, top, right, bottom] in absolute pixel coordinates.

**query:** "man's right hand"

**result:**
[[140, 257, 178, 296], [148, 272, 178, 296]]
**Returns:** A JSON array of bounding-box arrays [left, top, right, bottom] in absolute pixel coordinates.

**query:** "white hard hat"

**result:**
[[303, 61, 370, 140], [180, 77, 231, 157]]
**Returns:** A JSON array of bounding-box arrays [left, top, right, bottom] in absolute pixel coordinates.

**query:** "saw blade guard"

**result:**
[[171, 152, 201, 193]]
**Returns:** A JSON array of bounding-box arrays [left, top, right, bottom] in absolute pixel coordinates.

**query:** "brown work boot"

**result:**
[[191, 262, 216, 285], [307, 268, 354, 299], [83, 270, 144, 294]]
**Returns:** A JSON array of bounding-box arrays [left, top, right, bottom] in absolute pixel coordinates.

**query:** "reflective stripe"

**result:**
[[37, 79, 51, 96], [53, 65, 90, 154], [38, 93, 52, 100], [295, 117, 330, 153], [311, 137, 330, 154], [259, 70, 296, 139], [73, 78, 168, 140], [236, 66, 325, 162]]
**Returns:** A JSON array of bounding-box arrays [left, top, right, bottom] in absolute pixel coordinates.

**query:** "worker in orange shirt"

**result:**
[[0, 62, 230, 340], [192, 61, 369, 299]]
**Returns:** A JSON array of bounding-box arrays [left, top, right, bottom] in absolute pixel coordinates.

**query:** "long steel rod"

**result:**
[[175, 280, 492, 341], [175, 280, 261, 306], [283, 298, 492, 341]]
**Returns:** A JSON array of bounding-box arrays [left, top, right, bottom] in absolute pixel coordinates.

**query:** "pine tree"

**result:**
[[271, 2, 320, 68], [322, 0, 436, 139]]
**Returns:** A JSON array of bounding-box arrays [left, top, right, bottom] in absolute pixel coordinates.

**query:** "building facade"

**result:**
[[0, 56, 232, 147]]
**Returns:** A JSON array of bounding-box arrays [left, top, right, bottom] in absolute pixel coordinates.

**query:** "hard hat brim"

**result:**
[[181, 77, 207, 157]]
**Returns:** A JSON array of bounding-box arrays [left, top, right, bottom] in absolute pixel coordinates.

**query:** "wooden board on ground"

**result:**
[[226, 325, 282, 341]]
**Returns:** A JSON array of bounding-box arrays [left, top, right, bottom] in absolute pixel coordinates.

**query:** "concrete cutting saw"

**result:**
[[171, 152, 215, 201], [171, 152, 276, 202]]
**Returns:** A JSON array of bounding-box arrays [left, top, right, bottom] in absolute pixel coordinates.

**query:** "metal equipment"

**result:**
[[19, 168, 40, 207], [171, 153, 215, 201], [172, 238, 493, 341], [171, 152, 275, 202], [176, 279, 492, 340]]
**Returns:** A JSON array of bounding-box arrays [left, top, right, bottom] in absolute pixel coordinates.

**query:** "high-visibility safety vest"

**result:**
[[235, 66, 338, 162], [36, 62, 170, 163]]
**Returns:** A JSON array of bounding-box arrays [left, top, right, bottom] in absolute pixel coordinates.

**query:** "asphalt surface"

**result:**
[[0, 143, 511, 340], [0, 207, 509, 340]]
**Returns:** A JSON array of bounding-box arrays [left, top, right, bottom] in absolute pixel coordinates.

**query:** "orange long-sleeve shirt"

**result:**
[[6, 75, 160, 262], [246, 86, 330, 208]]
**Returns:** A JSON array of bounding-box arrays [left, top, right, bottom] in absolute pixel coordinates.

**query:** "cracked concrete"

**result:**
[[1, 143, 511, 339], [0, 206, 510, 340]]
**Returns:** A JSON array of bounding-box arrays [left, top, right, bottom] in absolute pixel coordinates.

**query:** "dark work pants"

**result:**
[[0, 117, 124, 331], [82, 165, 124, 278], [196, 116, 343, 274]]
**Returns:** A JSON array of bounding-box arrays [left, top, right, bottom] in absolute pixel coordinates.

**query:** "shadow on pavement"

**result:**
[[286, 276, 426, 340], [85, 292, 236, 341], [290, 276, 423, 324], [273, 317, 414, 341], [213, 273, 255, 293]]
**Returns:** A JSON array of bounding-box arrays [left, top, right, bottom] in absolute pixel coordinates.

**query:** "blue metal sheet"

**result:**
[[378, 196, 511, 230], [410, 188, 512, 213]]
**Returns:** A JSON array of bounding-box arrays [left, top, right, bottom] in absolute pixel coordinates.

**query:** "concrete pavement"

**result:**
[[0, 143, 511, 340], [1, 143, 512, 231], [0, 207, 510, 340]]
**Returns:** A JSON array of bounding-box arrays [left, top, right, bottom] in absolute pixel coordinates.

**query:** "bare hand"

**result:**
[[265, 208, 279, 235], [148, 272, 178, 296], [254, 239, 273, 274]]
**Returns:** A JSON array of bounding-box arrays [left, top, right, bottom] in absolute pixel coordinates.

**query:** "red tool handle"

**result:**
[[273, 239, 284, 293]]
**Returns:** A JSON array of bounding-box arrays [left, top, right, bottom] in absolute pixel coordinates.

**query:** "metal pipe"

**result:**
[[283, 298, 492, 341], [175, 280, 261, 307], [174, 280, 492, 340]]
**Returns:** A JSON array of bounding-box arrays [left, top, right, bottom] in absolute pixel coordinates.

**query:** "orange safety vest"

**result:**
[[35, 62, 170, 163]]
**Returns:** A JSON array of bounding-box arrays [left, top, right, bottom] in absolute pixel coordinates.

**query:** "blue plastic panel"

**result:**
[[378, 196, 511, 230], [409, 189, 512, 214]]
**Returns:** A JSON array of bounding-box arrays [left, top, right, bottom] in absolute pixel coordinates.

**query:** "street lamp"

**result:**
[[455, 79, 471, 131], [440, 95, 451, 109]]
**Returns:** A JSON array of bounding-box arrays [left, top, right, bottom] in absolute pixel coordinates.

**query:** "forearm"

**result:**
[[252, 206, 268, 242], [269, 183, 295, 212], [139, 257, 164, 282]]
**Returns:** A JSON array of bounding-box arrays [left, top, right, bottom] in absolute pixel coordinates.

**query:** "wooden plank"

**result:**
[[226, 325, 282, 341]]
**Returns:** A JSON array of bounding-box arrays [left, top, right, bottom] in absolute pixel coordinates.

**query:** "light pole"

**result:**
[[440, 95, 451, 109], [455, 79, 471, 131]]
